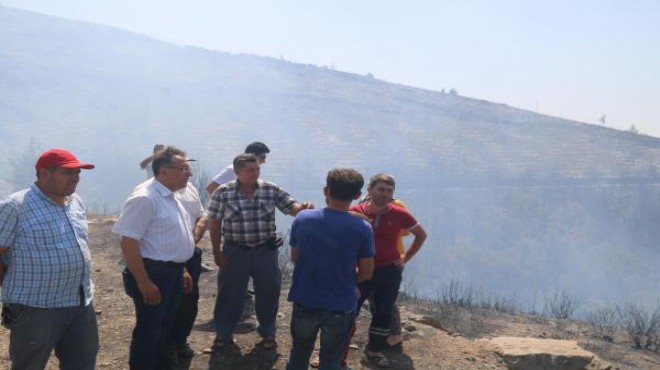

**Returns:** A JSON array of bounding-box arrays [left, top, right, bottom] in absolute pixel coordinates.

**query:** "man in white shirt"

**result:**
[[113, 146, 195, 370], [205, 142, 270, 196]]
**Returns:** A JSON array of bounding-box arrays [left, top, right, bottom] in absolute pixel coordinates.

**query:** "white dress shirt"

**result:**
[[113, 179, 194, 263]]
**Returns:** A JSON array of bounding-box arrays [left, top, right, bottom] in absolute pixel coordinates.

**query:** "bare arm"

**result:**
[[290, 246, 299, 263], [139, 155, 154, 169], [209, 217, 227, 268], [193, 216, 208, 244], [205, 181, 220, 197], [402, 224, 427, 264], [0, 246, 6, 287], [120, 236, 161, 305], [356, 257, 374, 283], [288, 201, 314, 216]]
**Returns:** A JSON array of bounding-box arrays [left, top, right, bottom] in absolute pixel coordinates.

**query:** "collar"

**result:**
[[31, 182, 70, 206], [152, 178, 175, 198]]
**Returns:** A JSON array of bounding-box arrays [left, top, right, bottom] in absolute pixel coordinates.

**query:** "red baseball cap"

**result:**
[[35, 149, 95, 171]]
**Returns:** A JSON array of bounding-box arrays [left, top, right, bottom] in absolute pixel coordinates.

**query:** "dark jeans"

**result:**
[[4, 302, 98, 370], [286, 304, 354, 370], [170, 247, 202, 347], [123, 261, 184, 370], [214, 242, 281, 340], [357, 263, 402, 352]]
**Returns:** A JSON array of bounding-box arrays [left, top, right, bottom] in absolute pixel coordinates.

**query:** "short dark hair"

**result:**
[[233, 153, 258, 173], [327, 168, 364, 201], [245, 142, 270, 156], [152, 146, 186, 175], [368, 173, 395, 188]]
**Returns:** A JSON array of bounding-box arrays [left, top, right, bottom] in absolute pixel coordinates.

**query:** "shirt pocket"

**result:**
[[20, 219, 65, 247]]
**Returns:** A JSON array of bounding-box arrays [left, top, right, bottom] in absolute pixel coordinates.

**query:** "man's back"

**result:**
[[288, 208, 374, 312]]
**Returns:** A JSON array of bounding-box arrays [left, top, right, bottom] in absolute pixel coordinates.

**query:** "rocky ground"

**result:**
[[1, 217, 660, 370]]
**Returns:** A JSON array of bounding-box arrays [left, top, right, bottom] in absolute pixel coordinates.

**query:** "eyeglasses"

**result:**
[[165, 165, 192, 172]]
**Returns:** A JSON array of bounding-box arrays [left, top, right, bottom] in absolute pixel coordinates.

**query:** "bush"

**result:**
[[544, 289, 581, 319], [617, 303, 660, 350]]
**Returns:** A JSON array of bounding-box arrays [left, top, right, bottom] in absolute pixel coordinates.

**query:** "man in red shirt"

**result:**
[[350, 173, 427, 367]]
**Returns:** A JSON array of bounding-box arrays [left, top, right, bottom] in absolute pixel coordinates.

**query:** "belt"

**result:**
[[227, 238, 274, 251], [143, 258, 185, 268]]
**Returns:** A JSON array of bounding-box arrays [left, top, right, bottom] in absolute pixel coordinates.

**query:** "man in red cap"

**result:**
[[0, 148, 98, 370]]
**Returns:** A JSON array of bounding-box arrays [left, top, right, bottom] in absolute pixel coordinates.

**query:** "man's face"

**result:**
[[368, 182, 395, 206], [160, 155, 192, 191], [257, 154, 267, 164], [236, 161, 260, 185], [39, 167, 81, 198]]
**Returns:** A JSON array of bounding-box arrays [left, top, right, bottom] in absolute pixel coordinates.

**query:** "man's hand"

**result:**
[[136, 279, 162, 305], [300, 201, 314, 210], [214, 250, 228, 269], [183, 269, 193, 294]]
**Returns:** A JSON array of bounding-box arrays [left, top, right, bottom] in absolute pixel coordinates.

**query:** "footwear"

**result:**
[[212, 337, 235, 350], [309, 354, 320, 368], [177, 343, 195, 359], [256, 337, 277, 350], [365, 351, 390, 368], [200, 262, 215, 272]]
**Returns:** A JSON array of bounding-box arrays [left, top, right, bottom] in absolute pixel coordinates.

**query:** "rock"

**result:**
[[485, 337, 595, 370], [404, 323, 417, 332]]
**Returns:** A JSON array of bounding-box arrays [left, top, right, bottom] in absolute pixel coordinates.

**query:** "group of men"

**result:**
[[0, 142, 426, 370]]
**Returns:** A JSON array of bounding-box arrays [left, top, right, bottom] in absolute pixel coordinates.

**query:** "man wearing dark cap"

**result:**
[[0, 148, 98, 370]]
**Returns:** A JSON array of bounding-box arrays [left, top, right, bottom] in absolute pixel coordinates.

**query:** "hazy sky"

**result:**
[[5, 0, 660, 136]]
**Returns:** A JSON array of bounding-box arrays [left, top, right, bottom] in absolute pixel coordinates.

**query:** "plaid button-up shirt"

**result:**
[[208, 179, 296, 246], [0, 184, 93, 308]]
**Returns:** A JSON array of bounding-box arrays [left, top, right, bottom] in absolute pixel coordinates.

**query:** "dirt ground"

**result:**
[[1, 217, 659, 370]]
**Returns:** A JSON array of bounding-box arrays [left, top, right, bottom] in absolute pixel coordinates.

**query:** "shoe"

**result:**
[[177, 343, 195, 359], [200, 262, 215, 272], [212, 337, 235, 350], [365, 351, 390, 368], [256, 337, 277, 350], [309, 354, 320, 368]]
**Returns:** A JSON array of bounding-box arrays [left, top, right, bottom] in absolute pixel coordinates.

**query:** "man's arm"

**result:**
[[356, 257, 374, 283], [205, 181, 220, 197], [193, 216, 208, 244], [288, 202, 314, 216], [0, 246, 6, 287], [402, 224, 427, 264], [290, 246, 299, 263], [139, 155, 154, 169], [120, 236, 161, 305], [209, 217, 227, 268]]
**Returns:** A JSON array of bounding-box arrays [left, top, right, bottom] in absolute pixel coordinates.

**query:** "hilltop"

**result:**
[[1, 218, 658, 370], [1, 6, 660, 319]]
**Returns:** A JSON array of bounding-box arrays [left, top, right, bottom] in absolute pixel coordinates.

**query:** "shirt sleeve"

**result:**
[[112, 195, 155, 240], [398, 207, 418, 230], [207, 188, 225, 221], [211, 166, 234, 186], [0, 197, 19, 248], [274, 186, 296, 215]]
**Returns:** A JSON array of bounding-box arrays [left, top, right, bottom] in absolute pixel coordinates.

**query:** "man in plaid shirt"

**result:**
[[208, 153, 313, 350], [0, 148, 98, 370]]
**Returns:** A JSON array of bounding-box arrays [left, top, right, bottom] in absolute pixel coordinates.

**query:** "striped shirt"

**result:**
[[0, 184, 93, 308], [208, 179, 296, 246]]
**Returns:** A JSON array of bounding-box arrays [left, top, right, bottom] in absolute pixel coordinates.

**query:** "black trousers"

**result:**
[[170, 247, 203, 347], [357, 263, 402, 352]]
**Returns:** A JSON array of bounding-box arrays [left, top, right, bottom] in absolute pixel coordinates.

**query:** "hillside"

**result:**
[[1, 6, 660, 310]]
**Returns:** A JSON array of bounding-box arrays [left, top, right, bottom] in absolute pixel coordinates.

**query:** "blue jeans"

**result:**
[[286, 303, 354, 370], [214, 243, 281, 340], [4, 302, 98, 370], [123, 261, 184, 370]]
